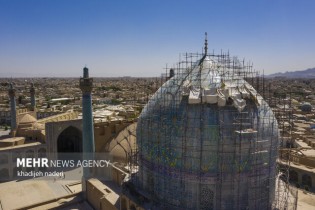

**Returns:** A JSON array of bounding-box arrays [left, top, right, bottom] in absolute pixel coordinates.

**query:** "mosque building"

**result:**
[[0, 38, 299, 210]]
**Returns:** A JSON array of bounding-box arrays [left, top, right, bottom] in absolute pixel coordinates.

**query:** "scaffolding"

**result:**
[[125, 46, 297, 210], [245, 70, 298, 210]]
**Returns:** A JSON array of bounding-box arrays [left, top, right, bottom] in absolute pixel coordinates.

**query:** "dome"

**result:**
[[108, 123, 137, 163], [301, 102, 312, 112], [133, 54, 279, 209], [19, 114, 36, 124]]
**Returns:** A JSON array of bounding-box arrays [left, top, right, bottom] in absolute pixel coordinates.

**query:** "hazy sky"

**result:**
[[0, 0, 314, 77]]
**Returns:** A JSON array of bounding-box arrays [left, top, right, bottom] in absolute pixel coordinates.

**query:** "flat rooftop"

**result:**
[[0, 168, 84, 210]]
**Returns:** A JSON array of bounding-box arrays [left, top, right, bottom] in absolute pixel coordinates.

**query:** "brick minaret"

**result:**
[[30, 83, 36, 111], [8, 83, 17, 136]]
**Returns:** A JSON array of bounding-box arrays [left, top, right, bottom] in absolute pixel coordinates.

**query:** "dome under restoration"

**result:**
[[134, 52, 279, 210]]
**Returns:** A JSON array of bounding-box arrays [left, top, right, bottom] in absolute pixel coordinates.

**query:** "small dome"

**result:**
[[301, 102, 312, 112], [19, 114, 36, 124]]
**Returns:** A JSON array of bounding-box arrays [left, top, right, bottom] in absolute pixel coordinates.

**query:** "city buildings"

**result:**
[[1, 42, 315, 209]]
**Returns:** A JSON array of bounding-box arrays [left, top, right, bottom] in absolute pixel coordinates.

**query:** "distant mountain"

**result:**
[[267, 67, 315, 78]]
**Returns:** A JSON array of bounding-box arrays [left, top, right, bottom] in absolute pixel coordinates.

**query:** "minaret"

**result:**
[[30, 83, 36, 111], [79, 67, 95, 194], [8, 83, 17, 137]]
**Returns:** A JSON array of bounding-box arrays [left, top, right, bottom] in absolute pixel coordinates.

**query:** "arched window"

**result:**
[[57, 126, 82, 160]]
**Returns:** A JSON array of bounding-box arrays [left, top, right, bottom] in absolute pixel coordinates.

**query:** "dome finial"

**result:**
[[204, 32, 208, 55]]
